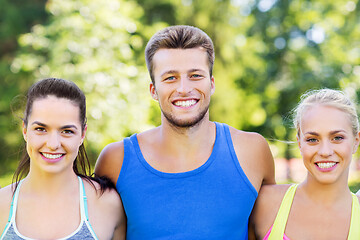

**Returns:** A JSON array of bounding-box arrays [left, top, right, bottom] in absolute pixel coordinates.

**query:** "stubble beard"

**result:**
[[160, 102, 210, 129]]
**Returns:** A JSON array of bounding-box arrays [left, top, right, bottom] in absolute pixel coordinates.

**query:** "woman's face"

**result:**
[[298, 105, 360, 185], [23, 95, 86, 175]]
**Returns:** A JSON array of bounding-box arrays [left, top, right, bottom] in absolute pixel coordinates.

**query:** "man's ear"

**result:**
[[210, 76, 215, 96], [150, 82, 158, 101]]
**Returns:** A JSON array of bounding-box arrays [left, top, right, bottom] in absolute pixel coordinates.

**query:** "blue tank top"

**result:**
[[0, 177, 98, 240], [117, 122, 258, 240]]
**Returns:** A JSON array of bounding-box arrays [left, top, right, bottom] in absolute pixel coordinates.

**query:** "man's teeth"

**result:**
[[174, 100, 197, 107], [317, 162, 336, 169], [42, 153, 63, 159]]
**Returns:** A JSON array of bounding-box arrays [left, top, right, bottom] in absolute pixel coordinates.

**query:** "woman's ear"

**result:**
[[22, 122, 27, 142], [297, 134, 303, 156], [353, 131, 360, 154], [80, 124, 87, 145]]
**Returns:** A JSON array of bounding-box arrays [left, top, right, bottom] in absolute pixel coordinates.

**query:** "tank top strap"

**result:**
[[122, 135, 133, 174], [348, 193, 360, 240], [78, 176, 99, 240], [268, 184, 298, 240], [0, 180, 24, 239], [220, 122, 258, 197], [9, 180, 24, 223], [78, 176, 88, 221]]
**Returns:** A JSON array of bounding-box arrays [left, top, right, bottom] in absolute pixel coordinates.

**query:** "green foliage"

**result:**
[[0, 0, 48, 174], [10, 0, 156, 159], [1, 0, 360, 179]]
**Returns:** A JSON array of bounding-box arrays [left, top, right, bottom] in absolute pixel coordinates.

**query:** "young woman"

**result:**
[[251, 89, 360, 240], [0, 78, 126, 239]]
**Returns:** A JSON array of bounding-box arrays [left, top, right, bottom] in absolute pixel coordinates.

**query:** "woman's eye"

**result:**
[[333, 136, 344, 141], [306, 138, 317, 143]]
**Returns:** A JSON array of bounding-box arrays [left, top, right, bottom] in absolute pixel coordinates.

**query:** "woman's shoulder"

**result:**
[[0, 184, 15, 233], [255, 184, 291, 213], [83, 179, 122, 210], [0, 184, 15, 209], [83, 179, 125, 239], [259, 184, 292, 198], [251, 184, 293, 238]]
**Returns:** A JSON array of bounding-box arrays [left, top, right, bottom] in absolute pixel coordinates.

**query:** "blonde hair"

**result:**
[[293, 89, 359, 137]]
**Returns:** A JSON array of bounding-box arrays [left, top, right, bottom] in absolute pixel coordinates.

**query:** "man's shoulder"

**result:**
[[224, 124, 275, 187], [102, 141, 125, 154], [226, 124, 268, 147], [95, 141, 126, 184]]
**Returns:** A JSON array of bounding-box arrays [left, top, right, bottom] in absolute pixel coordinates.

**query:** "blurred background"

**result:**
[[0, 0, 360, 190]]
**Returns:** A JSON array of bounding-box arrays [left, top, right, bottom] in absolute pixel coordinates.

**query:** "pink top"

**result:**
[[263, 226, 291, 240]]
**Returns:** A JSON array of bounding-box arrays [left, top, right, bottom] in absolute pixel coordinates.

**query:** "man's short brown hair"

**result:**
[[145, 25, 215, 84]]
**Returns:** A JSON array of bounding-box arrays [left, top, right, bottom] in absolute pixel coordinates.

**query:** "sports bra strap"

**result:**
[[348, 193, 360, 239], [78, 176, 90, 222], [268, 184, 298, 240], [9, 180, 24, 223]]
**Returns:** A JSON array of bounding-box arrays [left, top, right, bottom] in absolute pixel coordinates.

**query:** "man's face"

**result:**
[[150, 47, 215, 128]]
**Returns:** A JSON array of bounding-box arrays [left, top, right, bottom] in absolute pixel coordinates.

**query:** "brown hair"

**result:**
[[145, 25, 215, 84], [13, 78, 113, 193]]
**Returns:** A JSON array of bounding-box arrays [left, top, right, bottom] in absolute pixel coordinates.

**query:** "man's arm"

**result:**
[[112, 194, 127, 240], [229, 127, 275, 192], [95, 141, 125, 186], [254, 133, 275, 186]]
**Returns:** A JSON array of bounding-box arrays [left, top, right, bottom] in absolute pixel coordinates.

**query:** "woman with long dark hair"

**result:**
[[0, 78, 126, 239]]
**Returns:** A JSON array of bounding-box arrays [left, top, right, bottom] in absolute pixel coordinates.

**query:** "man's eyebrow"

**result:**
[[31, 121, 47, 127], [188, 68, 206, 73], [61, 125, 78, 130], [160, 70, 178, 77]]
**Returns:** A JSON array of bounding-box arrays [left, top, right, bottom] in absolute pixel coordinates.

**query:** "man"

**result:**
[[95, 25, 275, 239]]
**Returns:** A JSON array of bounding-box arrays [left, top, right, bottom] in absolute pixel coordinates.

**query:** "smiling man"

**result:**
[[95, 25, 275, 240]]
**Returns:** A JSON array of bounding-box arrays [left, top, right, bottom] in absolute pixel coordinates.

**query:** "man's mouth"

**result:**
[[173, 99, 198, 107]]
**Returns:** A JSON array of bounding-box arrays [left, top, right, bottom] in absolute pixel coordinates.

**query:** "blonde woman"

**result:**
[[251, 89, 360, 240]]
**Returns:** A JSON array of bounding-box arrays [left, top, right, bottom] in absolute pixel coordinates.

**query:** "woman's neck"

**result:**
[[299, 177, 352, 206], [22, 169, 79, 197]]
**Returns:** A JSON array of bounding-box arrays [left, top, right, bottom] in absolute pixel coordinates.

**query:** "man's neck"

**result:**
[[138, 118, 216, 173]]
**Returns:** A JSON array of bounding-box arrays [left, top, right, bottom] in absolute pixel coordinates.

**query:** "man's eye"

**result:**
[[62, 129, 74, 134], [164, 76, 175, 81], [35, 127, 46, 132], [191, 74, 203, 79]]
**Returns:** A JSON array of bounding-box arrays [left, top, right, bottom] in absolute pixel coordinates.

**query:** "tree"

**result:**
[[0, 0, 48, 174], [8, 0, 155, 164]]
